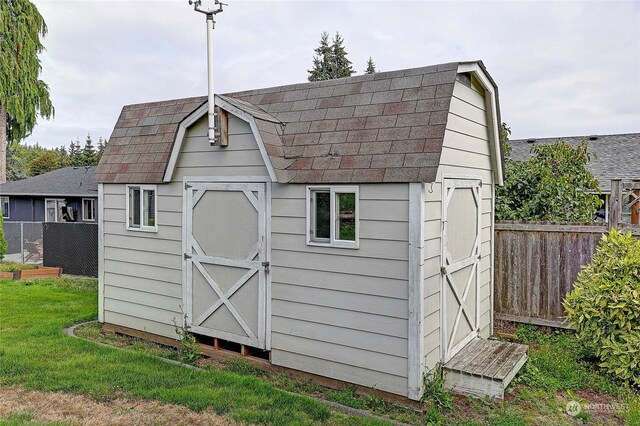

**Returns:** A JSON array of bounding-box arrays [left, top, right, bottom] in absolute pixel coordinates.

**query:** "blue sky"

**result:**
[[26, 0, 640, 148]]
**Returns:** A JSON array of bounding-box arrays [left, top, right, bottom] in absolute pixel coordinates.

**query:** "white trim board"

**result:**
[[97, 184, 105, 323], [163, 96, 278, 183], [457, 63, 503, 186], [407, 182, 425, 400]]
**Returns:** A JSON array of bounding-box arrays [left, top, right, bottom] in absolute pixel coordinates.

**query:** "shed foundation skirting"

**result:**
[[101, 323, 423, 409]]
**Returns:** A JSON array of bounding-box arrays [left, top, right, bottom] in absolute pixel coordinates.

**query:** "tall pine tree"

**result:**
[[69, 138, 82, 166], [331, 32, 354, 79], [308, 31, 355, 81], [0, 0, 54, 183], [365, 57, 377, 74], [81, 134, 97, 165], [308, 32, 333, 81]]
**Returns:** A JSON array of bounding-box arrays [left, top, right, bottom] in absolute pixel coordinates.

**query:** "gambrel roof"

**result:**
[[96, 61, 500, 184]]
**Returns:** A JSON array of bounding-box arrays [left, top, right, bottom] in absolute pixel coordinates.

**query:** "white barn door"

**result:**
[[441, 178, 482, 362], [184, 182, 268, 349]]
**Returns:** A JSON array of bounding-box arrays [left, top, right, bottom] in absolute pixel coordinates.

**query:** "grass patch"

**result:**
[[0, 277, 386, 425], [512, 324, 624, 395], [0, 263, 38, 273]]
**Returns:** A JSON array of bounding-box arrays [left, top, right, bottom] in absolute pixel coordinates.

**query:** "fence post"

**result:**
[[631, 180, 640, 225], [20, 223, 24, 264], [609, 179, 622, 230]]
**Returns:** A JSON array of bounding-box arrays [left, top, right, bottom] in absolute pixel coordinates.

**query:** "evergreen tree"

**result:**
[[0, 0, 54, 183], [82, 134, 97, 165], [308, 32, 333, 81], [97, 137, 107, 159], [308, 31, 355, 81], [365, 57, 377, 74], [69, 138, 82, 166], [331, 32, 355, 79]]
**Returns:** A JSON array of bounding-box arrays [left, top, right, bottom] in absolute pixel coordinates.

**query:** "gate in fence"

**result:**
[[43, 222, 98, 277]]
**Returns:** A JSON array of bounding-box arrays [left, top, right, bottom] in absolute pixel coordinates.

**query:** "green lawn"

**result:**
[[1, 276, 638, 426], [0, 277, 388, 426]]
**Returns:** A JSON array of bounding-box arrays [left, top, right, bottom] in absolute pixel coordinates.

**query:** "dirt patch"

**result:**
[[0, 387, 235, 425]]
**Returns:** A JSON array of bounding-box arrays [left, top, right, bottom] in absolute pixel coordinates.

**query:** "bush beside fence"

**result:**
[[494, 221, 640, 328]]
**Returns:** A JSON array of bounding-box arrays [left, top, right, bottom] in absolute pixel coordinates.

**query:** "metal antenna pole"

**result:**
[[188, 0, 226, 145]]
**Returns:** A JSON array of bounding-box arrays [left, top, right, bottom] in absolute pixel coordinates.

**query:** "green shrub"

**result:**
[[0, 214, 7, 262], [563, 229, 640, 386]]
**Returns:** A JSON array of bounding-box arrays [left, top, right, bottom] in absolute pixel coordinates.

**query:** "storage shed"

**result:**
[[96, 61, 507, 400]]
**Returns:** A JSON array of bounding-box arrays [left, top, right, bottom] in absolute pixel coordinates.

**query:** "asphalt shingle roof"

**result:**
[[97, 61, 498, 184], [0, 166, 98, 196], [94, 96, 207, 184], [509, 133, 640, 192]]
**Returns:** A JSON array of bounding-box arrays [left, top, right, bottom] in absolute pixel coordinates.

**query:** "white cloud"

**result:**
[[24, 0, 640, 147]]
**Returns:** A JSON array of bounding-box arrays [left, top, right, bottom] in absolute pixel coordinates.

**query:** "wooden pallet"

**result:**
[[443, 338, 528, 399]]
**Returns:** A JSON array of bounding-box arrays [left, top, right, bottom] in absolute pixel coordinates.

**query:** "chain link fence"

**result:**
[[2, 221, 98, 277], [1, 221, 44, 263], [43, 223, 98, 277]]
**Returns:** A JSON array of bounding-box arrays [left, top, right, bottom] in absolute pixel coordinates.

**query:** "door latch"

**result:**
[[262, 261, 270, 272]]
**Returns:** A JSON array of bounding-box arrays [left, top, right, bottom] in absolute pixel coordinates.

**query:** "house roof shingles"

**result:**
[[97, 61, 497, 184], [509, 133, 640, 192], [0, 166, 98, 196]]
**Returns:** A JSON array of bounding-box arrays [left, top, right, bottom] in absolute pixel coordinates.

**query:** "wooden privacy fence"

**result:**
[[494, 221, 640, 328]]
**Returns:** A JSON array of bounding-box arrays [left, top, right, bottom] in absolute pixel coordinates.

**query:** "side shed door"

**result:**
[[184, 182, 268, 349], [441, 178, 482, 362]]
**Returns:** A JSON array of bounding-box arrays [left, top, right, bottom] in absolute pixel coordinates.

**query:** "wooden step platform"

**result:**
[[443, 338, 528, 399]]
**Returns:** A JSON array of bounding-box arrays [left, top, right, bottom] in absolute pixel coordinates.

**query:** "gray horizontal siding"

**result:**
[[173, 114, 269, 179], [270, 183, 410, 396], [101, 111, 270, 340], [102, 183, 184, 339], [422, 78, 496, 372]]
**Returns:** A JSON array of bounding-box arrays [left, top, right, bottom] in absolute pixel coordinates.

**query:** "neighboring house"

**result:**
[[96, 61, 516, 400], [0, 166, 98, 223], [509, 133, 639, 221]]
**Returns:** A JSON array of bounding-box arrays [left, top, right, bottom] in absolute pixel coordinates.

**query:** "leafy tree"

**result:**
[[0, 0, 54, 183], [364, 57, 377, 74], [307, 31, 354, 81], [496, 139, 602, 222], [27, 150, 67, 176]]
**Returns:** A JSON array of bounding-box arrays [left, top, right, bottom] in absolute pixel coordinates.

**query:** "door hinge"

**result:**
[[262, 261, 270, 273], [440, 266, 447, 275], [184, 253, 192, 260], [185, 183, 192, 189]]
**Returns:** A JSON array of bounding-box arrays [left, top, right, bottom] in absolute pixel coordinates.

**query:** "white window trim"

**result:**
[[1, 196, 9, 219], [45, 198, 65, 223], [126, 184, 158, 233], [306, 185, 359, 249], [82, 198, 96, 221]]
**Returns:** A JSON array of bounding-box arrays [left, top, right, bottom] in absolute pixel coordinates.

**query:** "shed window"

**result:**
[[82, 198, 96, 221], [307, 186, 359, 249], [1, 196, 8, 218], [127, 185, 157, 232]]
